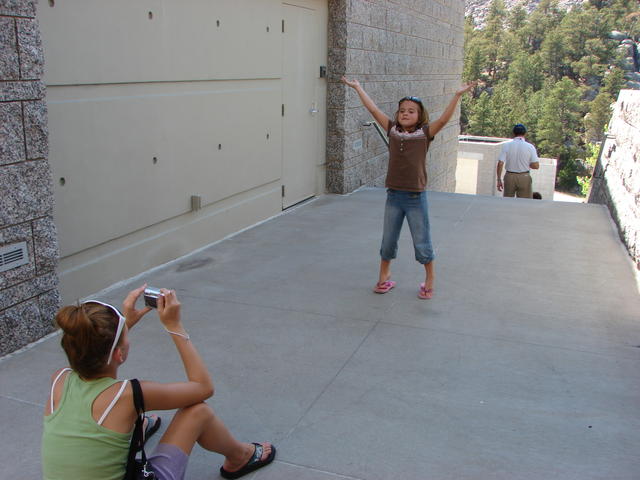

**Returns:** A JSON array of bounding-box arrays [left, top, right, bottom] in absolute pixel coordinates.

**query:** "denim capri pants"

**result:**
[[380, 189, 435, 264]]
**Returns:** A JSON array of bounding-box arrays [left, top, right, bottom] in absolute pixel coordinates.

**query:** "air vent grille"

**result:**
[[0, 242, 30, 273]]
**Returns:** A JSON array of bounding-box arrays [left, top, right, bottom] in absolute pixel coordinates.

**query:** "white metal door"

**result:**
[[281, 1, 326, 208]]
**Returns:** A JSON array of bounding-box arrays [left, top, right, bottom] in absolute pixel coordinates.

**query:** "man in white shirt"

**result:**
[[496, 124, 540, 198]]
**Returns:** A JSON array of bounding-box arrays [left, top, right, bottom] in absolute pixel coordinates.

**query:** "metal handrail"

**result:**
[[363, 121, 389, 147]]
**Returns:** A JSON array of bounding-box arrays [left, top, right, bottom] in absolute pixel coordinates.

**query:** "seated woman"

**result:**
[[42, 285, 275, 480]]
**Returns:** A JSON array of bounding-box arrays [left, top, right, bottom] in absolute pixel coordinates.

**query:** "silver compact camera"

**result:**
[[143, 287, 163, 308]]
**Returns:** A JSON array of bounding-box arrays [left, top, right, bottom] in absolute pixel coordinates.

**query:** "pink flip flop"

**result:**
[[373, 280, 396, 294], [418, 283, 433, 299]]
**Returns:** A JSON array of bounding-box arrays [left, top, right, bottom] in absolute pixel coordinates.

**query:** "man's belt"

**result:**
[[506, 171, 530, 174]]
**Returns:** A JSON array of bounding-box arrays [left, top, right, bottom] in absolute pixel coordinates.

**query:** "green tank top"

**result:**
[[42, 370, 132, 480]]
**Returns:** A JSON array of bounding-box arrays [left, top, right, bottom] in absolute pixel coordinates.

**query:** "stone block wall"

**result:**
[[588, 89, 640, 271], [327, 0, 465, 193], [0, 0, 59, 356]]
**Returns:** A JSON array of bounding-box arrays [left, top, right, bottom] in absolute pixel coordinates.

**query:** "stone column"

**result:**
[[326, 0, 465, 193], [0, 0, 59, 356]]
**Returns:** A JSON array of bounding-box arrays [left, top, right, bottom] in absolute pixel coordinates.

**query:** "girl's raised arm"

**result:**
[[428, 83, 475, 136], [342, 76, 391, 132]]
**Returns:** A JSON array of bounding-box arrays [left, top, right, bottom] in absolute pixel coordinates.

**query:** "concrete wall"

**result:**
[[456, 135, 557, 199], [588, 89, 640, 270], [530, 157, 557, 201], [456, 136, 508, 196], [327, 0, 465, 193], [0, 0, 59, 356]]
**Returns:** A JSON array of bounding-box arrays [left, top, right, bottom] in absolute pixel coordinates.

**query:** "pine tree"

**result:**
[[468, 92, 493, 135], [523, 89, 546, 146], [584, 92, 614, 142], [521, 0, 564, 51], [559, 4, 612, 81], [572, 38, 613, 82], [540, 30, 565, 80], [464, 43, 486, 84], [537, 78, 585, 188], [508, 52, 544, 94], [601, 66, 626, 98], [486, 84, 516, 136], [507, 3, 528, 31], [483, 0, 508, 82]]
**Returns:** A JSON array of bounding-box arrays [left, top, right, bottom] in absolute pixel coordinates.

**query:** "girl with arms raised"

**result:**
[[342, 77, 474, 299]]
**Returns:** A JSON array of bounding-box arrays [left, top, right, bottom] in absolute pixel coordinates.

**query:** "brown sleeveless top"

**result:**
[[385, 123, 434, 192]]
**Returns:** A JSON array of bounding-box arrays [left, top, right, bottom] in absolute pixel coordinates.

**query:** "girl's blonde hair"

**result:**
[[394, 96, 429, 131], [56, 303, 121, 377]]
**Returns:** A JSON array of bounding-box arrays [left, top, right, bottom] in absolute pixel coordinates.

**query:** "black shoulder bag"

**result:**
[[124, 379, 156, 480]]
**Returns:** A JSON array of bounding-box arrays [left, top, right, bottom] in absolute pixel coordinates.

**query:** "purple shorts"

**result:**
[[148, 443, 189, 480]]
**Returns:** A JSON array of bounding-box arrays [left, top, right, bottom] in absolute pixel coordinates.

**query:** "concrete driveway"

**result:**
[[2, 188, 639, 479]]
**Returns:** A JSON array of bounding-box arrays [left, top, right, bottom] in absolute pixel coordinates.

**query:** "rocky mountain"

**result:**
[[465, 0, 587, 28]]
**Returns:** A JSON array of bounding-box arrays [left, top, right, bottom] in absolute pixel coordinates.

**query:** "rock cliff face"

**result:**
[[465, 0, 586, 28], [614, 33, 640, 88], [588, 89, 640, 270]]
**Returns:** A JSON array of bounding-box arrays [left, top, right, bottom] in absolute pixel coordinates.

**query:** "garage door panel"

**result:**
[[38, 0, 282, 85], [49, 81, 282, 256]]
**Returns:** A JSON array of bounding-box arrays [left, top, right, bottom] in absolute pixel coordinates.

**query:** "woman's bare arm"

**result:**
[[142, 290, 214, 410]]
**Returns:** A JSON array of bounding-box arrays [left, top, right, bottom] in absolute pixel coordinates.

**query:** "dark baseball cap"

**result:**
[[513, 124, 527, 135]]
